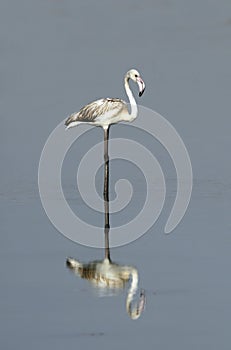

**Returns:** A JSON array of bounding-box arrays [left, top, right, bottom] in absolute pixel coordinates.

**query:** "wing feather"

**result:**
[[65, 98, 126, 126]]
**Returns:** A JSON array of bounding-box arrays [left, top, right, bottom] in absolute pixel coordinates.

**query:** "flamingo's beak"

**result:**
[[137, 77, 145, 97]]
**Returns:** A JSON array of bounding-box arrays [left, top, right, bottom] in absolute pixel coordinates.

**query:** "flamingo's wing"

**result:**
[[65, 98, 126, 126]]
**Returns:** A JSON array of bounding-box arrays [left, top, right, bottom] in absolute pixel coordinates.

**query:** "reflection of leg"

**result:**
[[104, 222, 110, 261], [103, 126, 110, 261]]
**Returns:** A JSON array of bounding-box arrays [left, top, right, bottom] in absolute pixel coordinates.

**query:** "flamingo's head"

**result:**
[[127, 69, 145, 97]]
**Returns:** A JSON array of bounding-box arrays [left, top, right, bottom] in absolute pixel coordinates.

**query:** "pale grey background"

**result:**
[[1, 0, 231, 349]]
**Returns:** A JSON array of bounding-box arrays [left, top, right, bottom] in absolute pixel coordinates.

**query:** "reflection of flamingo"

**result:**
[[67, 199, 145, 321], [66, 256, 145, 320]]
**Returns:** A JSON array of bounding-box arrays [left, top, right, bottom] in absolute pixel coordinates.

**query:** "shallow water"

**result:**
[[1, 0, 231, 349]]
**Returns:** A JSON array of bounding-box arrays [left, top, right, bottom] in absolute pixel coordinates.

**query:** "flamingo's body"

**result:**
[[66, 257, 145, 320], [65, 69, 145, 130]]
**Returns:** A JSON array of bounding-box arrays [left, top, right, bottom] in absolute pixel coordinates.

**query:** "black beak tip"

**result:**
[[139, 88, 145, 97]]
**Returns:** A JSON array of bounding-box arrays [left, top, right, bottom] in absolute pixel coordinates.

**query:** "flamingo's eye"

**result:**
[[135, 74, 138, 78]]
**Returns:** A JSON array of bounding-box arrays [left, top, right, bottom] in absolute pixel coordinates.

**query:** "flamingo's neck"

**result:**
[[124, 76, 138, 121]]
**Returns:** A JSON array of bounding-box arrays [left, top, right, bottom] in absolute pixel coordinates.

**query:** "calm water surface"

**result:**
[[1, 0, 231, 349]]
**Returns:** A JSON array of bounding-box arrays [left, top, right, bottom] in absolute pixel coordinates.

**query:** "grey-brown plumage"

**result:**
[[65, 98, 127, 127]]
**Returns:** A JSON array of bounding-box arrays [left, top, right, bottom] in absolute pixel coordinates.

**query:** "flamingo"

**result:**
[[65, 68, 145, 132], [65, 68, 145, 200]]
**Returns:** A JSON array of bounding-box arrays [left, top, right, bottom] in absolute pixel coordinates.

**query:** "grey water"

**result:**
[[1, 0, 231, 349]]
